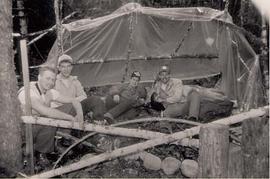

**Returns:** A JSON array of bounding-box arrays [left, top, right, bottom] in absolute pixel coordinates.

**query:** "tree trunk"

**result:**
[[17, 0, 28, 36], [242, 117, 269, 178], [0, 0, 22, 175], [198, 124, 229, 178]]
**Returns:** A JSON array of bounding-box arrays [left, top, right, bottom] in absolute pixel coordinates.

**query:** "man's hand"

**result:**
[[75, 114, 84, 129], [155, 96, 166, 103], [138, 98, 146, 105], [113, 94, 120, 103], [159, 90, 168, 99]]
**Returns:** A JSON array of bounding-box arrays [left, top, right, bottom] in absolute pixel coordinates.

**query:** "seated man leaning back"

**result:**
[[150, 65, 200, 120], [18, 66, 84, 161], [52, 54, 106, 123], [103, 71, 147, 122]]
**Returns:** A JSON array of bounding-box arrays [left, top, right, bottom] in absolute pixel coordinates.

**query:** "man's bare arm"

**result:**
[[55, 95, 84, 122], [31, 99, 75, 121]]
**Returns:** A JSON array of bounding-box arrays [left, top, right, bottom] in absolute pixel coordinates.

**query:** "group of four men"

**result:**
[[18, 54, 200, 163]]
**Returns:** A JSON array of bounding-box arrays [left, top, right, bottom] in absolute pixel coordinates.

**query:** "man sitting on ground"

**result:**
[[150, 65, 201, 120], [52, 54, 106, 123], [18, 66, 83, 166], [103, 71, 147, 122]]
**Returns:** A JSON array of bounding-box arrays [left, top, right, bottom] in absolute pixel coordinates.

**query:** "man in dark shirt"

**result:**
[[103, 71, 147, 122]]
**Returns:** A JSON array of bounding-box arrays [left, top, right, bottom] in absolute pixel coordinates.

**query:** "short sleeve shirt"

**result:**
[[18, 82, 60, 115]]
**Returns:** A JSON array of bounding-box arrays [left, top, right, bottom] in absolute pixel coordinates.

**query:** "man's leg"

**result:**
[[104, 99, 136, 120], [187, 90, 201, 119], [121, 107, 141, 120], [56, 103, 74, 134], [163, 102, 189, 118], [33, 125, 56, 153], [80, 96, 106, 121], [105, 95, 118, 111]]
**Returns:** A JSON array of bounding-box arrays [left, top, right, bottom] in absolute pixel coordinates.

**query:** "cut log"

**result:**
[[141, 152, 162, 171], [180, 159, 199, 178], [242, 117, 269, 178], [198, 123, 229, 178], [29, 106, 268, 178], [161, 157, 181, 175]]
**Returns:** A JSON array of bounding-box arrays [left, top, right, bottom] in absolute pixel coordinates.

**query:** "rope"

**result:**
[[172, 21, 193, 56], [33, 43, 45, 61], [122, 11, 135, 83], [224, 0, 230, 12]]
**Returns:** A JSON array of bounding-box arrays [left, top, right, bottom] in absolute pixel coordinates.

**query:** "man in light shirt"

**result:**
[[53, 54, 106, 123], [18, 66, 83, 165], [150, 65, 201, 119]]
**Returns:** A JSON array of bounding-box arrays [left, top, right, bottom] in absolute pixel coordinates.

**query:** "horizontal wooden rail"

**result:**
[[21, 116, 166, 140]]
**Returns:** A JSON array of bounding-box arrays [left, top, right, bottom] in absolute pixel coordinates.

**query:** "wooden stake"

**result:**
[[28, 106, 268, 178], [198, 123, 229, 178], [20, 39, 34, 174], [242, 117, 269, 178]]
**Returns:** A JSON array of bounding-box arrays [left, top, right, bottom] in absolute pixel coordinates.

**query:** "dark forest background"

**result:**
[[12, 0, 269, 82]]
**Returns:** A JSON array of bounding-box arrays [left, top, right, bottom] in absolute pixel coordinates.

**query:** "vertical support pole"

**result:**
[[242, 117, 269, 178], [54, 0, 63, 67], [198, 123, 229, 178], [20, 39, 34, 174], [16, 0, 28, 75]]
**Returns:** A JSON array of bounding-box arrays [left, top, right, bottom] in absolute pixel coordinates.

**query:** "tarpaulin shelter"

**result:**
[[47, 3, 265, 109]]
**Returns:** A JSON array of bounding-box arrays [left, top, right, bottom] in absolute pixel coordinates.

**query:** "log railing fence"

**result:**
[[21, 106, 269, 178]]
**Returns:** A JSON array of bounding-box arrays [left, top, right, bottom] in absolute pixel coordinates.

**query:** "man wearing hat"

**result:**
[[103, 71, 147, 122], [53, 54, 106, 123], [150, 65, 200, 120]]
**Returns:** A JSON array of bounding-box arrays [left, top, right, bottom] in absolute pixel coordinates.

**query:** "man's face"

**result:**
[[58, 61, 73, 78], [39, 70, 56, 91], [129, 76, 140, 87], [158, 71, 170, 84]]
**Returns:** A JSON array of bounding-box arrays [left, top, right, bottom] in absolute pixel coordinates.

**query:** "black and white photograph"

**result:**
[[0, 0, 269, 178]]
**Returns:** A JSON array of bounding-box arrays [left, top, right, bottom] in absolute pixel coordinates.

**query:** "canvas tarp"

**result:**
[[47, 3, 265, 109]]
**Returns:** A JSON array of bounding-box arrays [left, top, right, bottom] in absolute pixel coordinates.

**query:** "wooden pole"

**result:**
[[20, 39, 34, 174], [198, 124, 229, 178], [21, 116, 165, 139], [54, 0, 63, 64], [242, 117, 269, 178], [28, 106, 268, 178]]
